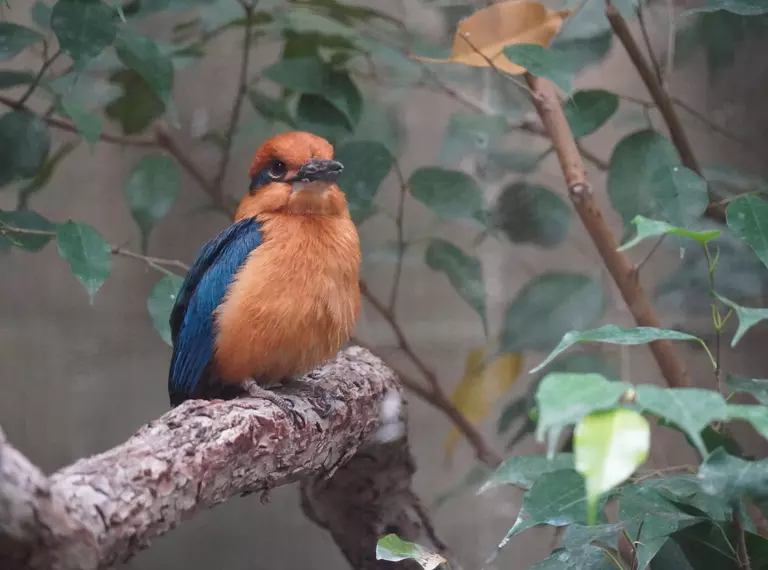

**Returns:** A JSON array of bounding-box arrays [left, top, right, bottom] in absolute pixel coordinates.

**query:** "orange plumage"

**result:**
[[167, 131, 361, 410], [217, 132, 361, 382]]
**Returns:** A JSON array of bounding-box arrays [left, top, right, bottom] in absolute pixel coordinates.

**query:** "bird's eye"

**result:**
[[269, 161, 287, 178]]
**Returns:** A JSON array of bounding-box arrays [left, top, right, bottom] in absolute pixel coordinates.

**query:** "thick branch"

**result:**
[[0, 347, 446, 570], [525, 74, 692, 389]]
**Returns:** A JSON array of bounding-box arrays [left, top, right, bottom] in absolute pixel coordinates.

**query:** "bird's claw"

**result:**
[[243, 380, 306, 429]]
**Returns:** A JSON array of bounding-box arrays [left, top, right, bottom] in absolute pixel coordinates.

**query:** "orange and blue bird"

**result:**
[[167, 132, 361, 421]]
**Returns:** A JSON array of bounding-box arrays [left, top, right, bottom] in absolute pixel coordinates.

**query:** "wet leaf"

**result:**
[[714, 293, 768, 347], [726, 194, 768, 270], [105, 70, 165, 135], [504, 44, 573, 93], [618, 215, 721, 251], [727, 404, 768, 441], [56, 221, 112, 303], [409, 167, 485, 225], [335, 140, 392, 214], [115, 28, 174, 102], [147, 274, 184, 345], [531, 325, 704, 374], [698, 448, 768, 502], [0, 22, 43, 61], [60, 96, 102, 145], [124, 155, 180, 250], [536, 372, 631, 457], [529, 546, 616, 570], [0, 210, 55, 252], [635, 385, 728, 457], [575, 409, 650, 523], [563, 89, 618, 138], [652, 165, 710, 227], [725, 373, 768, 404], [51, 0, 117, 65], [479, 453, 574, 492], [0, 110, 51, 183]]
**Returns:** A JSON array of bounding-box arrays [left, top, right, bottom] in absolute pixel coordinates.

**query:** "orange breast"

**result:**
[[213, 213, 361, 383]]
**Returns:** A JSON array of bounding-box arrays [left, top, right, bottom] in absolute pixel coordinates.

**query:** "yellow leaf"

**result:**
[[413, 1, 572, 75], [444, 348, 524, 462]]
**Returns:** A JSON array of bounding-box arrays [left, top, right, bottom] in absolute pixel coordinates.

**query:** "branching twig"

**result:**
[[524, 73, 692, 388], [355, 284, 502, 467], [636, 2, 663, 85], [211, 1, 256, 203], [18, 48, 61, 106], [605, 2, 726, 223]]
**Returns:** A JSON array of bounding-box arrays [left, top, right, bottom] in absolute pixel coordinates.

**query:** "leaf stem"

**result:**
[[703, 243, 723, 391], [18, 48, 61, 106]]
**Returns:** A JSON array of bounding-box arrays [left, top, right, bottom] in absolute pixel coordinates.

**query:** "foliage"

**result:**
[[2, 1, 768, 569]]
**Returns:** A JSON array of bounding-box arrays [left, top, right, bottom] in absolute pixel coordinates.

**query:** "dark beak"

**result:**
[[289, 158, 344, 183]]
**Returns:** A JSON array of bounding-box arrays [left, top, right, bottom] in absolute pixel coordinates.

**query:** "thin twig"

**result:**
[[457, 33, 534, 96], [524, 72, 692, 388], [388, 159, 408, 312], [211, 1, 256, 202], [0, 94, 159, 147], [636, 2, 663, 85], [605, 2, 726, 223], [672, 97, 761, 156], [664, 0, 676, 84], [0, 225, 189, 276], [703, 244, 723, 392], [734, 508, 753, 570], [356, 284, 502, 466], [18, 48, 61, 106], [635, 235, 666, 274]]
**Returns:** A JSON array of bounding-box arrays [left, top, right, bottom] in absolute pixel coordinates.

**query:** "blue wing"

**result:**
[[168, 218, 263, 406]]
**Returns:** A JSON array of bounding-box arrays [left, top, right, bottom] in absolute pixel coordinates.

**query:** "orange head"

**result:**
[[234, 132, 348, 220]]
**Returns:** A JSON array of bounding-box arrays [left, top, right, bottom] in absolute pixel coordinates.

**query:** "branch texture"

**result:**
[[525, 74, 692, 389], [0, 347, 440, 570]]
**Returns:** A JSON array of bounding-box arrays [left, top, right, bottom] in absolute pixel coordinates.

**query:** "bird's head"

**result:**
[[234, 132, 347, 220]]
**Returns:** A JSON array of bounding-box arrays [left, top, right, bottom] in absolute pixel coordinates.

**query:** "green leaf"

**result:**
[[0, 210, 55, 251], [550, 30, 613, 73], [51, 0, 117, 65], [334, 140, 392, 213], [725, 373, 768, 404], [651, 165, 710, 227], [247, 89, 295, 127], [294, 93, 351, 144], [502, 273, 605, 354], [531, 326, 704, 374], [535, 373, 631, 456], [124, 155, 180, 250], [503, 44, 573, 93], [0, 71, 35, 89], [147, 274, 184, 345], [60, 96, 102, 145], [500, 470, 601, 545], [479, 453, 574, 493], [651, 474, 731, 521], [491, 182, 571, 248], [115, 28, 174, 102], [409, 167, 485, 225], [440, 113, 506, 164], [32, 1, 53, 29], [425, 239, 487, 335], [0, 22, 43, 61], [687, 0, 768, 15], [635, 385, 728, 457], [263, 57, 361, 127], [662, 521, 768, 570], [105, 70, 165, 135], [529, 546, 616, 570], [608, 130, 680, 226], [727, 404, 768, 441], [56, 221, 112, 303], [618, 480, 702, 569], [703, 164, 768, 199], [375, 535, 446, 570], [726, 194, 768, 270], [562, 521, 629, 549], [698, 448, 768, 502], [0, 110, 51, 183], [714, 293, 768, 347], [618, 215, 722, 251], [575, 408, 650, 524], [563, 90, 619, 138]]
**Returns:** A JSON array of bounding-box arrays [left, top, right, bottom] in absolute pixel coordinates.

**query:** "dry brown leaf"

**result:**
[[413, 1, 572, 74], [444, 348, 523, 462]]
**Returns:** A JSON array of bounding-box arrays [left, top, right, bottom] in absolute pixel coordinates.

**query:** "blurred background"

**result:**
[[1, 0, 767, 568]]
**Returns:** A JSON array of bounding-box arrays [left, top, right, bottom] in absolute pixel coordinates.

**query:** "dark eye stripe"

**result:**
[[249, 168, 272, 191]]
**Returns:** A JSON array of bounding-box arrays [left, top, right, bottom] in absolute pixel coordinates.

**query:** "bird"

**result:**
[[167, 131, 361, 424]]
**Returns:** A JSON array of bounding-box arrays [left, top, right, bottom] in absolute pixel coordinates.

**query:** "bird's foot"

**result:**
[[243, 379, 305, 429], [278, 377, 335, 419]]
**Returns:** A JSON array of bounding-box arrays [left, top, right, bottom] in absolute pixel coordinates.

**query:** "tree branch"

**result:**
[[605, 3, 726, 223], [524, 73, 692, 389], [0, 348, 448, 570]]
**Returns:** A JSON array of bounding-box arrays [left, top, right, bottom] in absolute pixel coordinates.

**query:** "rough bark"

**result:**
[[0, 347, 443, 570]]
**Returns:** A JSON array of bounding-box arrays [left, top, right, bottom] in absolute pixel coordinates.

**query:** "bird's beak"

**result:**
[[288, 158, 344, 184]]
